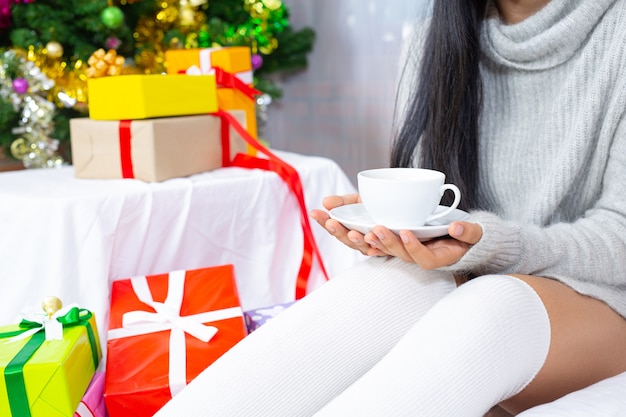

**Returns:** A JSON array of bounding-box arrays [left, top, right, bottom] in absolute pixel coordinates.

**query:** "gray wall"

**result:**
[[262, 0, 429, 186]]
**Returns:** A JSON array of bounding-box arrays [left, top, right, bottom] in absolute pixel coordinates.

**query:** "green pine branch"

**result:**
[[0, 0, 315, 154]]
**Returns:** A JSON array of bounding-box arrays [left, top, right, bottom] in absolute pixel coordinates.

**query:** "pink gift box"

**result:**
[[74, 372, 107, 417]]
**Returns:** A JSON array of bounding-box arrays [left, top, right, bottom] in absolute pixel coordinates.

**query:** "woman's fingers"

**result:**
[[398, 221, 481, 269], [311, 194, 383, 256], [310, 208, 383, 256], [409, 234, 472, 269], [312, 196, 482, 265], [348, 229, 388, 256], [369, 221, 483, 269], [311, 213, 484, 267], [364, 227, 414, 262], [397, 230, 444, 268], [448, 221, 483, 244], [310, 208, 331, 228], [322, 193, 360, 211]]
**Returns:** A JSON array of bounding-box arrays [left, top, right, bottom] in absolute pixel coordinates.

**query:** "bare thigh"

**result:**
[[500, 275, 626, 415]]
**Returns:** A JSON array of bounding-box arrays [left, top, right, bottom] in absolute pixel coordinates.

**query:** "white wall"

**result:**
[[263, 0, 430, 186]]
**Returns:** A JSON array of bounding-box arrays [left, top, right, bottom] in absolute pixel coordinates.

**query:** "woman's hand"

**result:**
[[362, 221, 483, 268], [310, 194, 389, 256], [311, 195, 483, 263]]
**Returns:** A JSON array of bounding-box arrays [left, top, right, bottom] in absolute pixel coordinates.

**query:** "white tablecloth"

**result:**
[[0, 151, 364, 346]]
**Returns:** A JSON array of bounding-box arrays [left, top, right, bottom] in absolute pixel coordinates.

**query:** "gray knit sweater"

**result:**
[[433, 0, 626, 318]]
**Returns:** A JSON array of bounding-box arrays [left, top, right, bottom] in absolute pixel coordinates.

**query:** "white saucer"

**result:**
[[329, 203, 471, 241]]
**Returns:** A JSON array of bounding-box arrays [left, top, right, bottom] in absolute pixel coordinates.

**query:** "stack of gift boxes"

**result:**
[[70, 46, 258, 182], [0, 46, 305, 417]]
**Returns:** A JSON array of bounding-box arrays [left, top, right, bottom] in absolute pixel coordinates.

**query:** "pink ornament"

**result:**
[[105, 36, 122, 50], [251, 53, 263, 71], [12, 77, 29, 94], [0, 0, 34, 30], [0, 0, 12, 29]]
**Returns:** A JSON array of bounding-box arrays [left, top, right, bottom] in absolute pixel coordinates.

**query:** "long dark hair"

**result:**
[[391, 0, 488, 210]]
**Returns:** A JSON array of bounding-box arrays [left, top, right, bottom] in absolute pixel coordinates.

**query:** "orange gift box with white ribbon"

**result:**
[[165, 46, 260, 143], [104, 265, 247, 417]]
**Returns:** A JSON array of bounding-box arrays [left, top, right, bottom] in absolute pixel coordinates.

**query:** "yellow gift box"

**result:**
[[0, 310, 101, 417], [87, 74, 217, 120], [70, 111, 248, 182]]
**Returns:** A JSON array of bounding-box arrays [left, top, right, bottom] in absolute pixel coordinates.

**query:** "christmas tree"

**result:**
[[0, 0, 314, 166]]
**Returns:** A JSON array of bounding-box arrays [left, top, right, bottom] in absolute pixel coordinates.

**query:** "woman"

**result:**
[[155, 0, 626, 415]]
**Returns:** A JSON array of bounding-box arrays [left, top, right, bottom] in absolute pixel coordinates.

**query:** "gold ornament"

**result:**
[[179, 0, 196, 27], [86, 48, 126, 78], [45, 41, 64, 59], [10, 137, 30, 160], [177, 0, 206, 31], [263, 0, 282, 10], [156, 2, 179, 25], [42, 296, 63, 318]]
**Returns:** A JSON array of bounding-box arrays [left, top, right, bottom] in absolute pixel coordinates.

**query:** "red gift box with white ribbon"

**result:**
[[104, 265, 247, 417]]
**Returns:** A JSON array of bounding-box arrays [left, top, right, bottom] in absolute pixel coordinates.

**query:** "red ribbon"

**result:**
[[213, 110, 329, 299], [115, 110, 328, 298], [213, 67, 261, 100], [220, 117, 231, 167], [119, 120, 134, 179]]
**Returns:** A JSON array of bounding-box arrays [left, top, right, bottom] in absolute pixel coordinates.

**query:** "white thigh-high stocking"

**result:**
[[314, 274, 551, 417], [154, 257, 457, 417]]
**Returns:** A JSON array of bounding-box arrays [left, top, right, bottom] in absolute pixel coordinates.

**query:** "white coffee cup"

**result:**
[[357, 168, 461, 229]]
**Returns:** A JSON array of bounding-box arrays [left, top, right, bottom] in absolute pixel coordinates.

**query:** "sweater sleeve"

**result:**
[[447, 118, 626, 288]]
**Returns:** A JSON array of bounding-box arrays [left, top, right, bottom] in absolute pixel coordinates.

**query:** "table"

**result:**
[[0, 149, 24, 173], [0, 151, 365, 347]]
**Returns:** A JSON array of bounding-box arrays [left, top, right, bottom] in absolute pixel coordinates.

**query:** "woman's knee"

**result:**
[[436, 275, 552, 389], [422, 274, 551, 359], [452, 274, 550, 325], [501, 275, 626, 413]]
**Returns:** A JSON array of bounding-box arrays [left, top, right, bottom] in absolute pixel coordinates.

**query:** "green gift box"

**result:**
[[0, 306, 101, 417]]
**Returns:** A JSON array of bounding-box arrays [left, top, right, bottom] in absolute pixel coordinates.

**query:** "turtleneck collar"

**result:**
[[481, 0, 618, 70]]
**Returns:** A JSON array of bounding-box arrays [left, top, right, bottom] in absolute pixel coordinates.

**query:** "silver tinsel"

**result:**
[[1, 50, 65, 169], [255, 93, 273, 140]]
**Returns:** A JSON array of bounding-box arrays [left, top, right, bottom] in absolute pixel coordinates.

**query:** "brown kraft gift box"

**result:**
[[70, 111, 248, 182]]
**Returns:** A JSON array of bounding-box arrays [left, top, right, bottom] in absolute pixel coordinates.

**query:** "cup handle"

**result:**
[[425, 184, 461, 224]]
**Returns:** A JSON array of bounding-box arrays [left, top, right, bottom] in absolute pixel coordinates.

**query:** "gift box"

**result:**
[[244, 301, 296, 333], [217, 87, 258, 143], [165, 46, 253, 77], [74, 372, 107, 417], [70, 111, 248, 182], [0, 307, 101, 417], [87, 74, 217, 120], [104, 265, 247, 417], [165, 47, 259, 141]]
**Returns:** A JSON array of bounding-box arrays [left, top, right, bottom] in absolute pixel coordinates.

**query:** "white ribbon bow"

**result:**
[[8, 303, 80, 343], [195, 48, 254, 84], [107, 270, 243, 397]]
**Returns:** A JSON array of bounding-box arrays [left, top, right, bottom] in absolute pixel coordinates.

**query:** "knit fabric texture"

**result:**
[[442, 0, 626, 318]]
